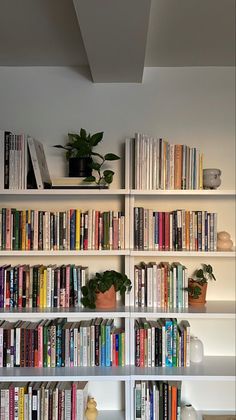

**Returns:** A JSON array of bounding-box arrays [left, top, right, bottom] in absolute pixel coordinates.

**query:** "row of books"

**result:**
[[0, 208, 125, 251], [0, 264, 89, 309], [134, 262, 188, 309], [0, 318, 125, 368], [0, 130, 52, 190], [135, 380, 181, 420], [0, 381, 88, 420], [133, 134, 203, 190], [134, 318, 190, 368], [134, 208, 217, 251]]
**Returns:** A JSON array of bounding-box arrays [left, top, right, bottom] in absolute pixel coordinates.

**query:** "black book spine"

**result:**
[[155, 326, 159, 367], [163, 382, 168, 420], [134, 207, 139, 250], [32, 388, 38, 420], [32, 267, 37, 308], [138, 207, 144, 250], [135, 327, 140, 367], [95, 324, 100, 366], [158, 326, 162, 367], [61, 327, 65, 367], [59, 212, 63, 250], [162, 212, 165, 250], [22, 270, 26, 308], [3, 329, 7, 367], [38, 211, 43, 250], [159, 382, 163, 420], [13, 267, 18, 308], [2, 208, 6, 250]]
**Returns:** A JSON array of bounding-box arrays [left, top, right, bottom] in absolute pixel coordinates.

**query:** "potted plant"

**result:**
[[53, 128, 120, 185], [81, 270, 132, 309], [185, 264, 216, 306]]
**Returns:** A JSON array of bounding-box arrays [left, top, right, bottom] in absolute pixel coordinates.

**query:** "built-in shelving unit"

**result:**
[[1, 180, 235, 417]]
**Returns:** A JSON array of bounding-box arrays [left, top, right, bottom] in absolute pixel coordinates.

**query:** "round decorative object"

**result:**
[[85, 397, 98, 420], [190, 336, 204, 363], [203, 168, 221, 189], [181, 404, 198, 420], [217, 231, 233, 251]]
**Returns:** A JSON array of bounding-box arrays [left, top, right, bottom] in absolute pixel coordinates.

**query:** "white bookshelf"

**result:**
[[0, 173, 235, 416], [130, 189, 235, 196], [130, 356, 235, 381]]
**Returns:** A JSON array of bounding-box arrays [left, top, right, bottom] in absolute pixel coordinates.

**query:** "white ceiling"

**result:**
[[0, 0, 235, 79]]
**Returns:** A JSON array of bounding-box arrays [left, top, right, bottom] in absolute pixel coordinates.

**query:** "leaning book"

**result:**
[[28, 137, 52, 189]]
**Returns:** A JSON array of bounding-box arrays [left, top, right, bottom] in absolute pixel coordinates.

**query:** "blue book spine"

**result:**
[[70, 210, 76, 250], [70, 329, 74, 366], [150, 387, 153, 420], [165, 319, 173, 367], [105, 324, 111, 367], [154, 212, 159, 248]]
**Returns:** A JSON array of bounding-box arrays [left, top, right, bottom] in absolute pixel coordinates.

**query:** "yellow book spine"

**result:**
[[18, 387, 25, 420], [75, 209, 81, 250], [43, 268, 47, 308], [39, 267, 44, 308], [22, 210, 26, 250]]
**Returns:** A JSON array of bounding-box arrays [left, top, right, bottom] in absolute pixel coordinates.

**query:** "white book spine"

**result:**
[[27, 137, 43, 189], [147, 266, 153, 308], [152, 264, 157, 307]]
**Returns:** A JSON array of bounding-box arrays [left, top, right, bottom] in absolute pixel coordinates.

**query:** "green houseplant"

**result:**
[[186, 264, 216, 306], [81, 270, 132, 309], [53, 128, 120, 185]]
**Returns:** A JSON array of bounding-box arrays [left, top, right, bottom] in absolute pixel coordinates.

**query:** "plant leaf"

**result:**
[[103, 170, 114, 176], [53, 145, 68, 150], [104, 153, 120, 161], [80, 128, 87, 139], [90, 132, 104, 146], [104, 172, 114, 184], [90, 162, 102, 171], [83, 176, 96, 182]]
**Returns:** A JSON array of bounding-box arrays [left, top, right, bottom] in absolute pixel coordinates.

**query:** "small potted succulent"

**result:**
[[53, 128, 120, 185], [81, 270, 132, 309], [185, 264, 216, 306]]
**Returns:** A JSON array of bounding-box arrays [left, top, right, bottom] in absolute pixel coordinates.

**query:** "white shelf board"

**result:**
[[98, 411, 124, 420], [0, 366, 130, 382], [130, 301, 236, 319], [131, 189, 235, 196], [131, 356, 235, 381], [0, 250, 129, 256], [0, 189, 129, 196], [0, 306, 130, 319], [131, 250, 236, 257]]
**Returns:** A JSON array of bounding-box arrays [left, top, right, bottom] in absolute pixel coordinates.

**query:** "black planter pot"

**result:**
[[69, 157, 92, 177]]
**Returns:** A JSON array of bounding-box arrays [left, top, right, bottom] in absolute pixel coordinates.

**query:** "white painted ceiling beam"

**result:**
[[73, 0, 151, 83]]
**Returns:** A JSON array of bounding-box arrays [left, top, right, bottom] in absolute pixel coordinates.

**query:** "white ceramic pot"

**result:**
[[190, 336, 204, 363], [181, 404, 198, 420], [203, 168, 221, 189]]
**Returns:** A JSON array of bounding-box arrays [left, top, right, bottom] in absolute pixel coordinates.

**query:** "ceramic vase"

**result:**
[[85, 397, 98, 420], [95, 285, 116, 309], [181, 404, 198, 420], [188, 279, 207, 306], [217, 231, 233, 251], [203, 168, 221, 189], [190, 336, 204, 363]]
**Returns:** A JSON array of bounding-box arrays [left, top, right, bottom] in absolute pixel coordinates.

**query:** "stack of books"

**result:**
[[0, 381, 88, 419], [134, 262, 188, 309], [0, 264, 88, 309], [0, 318, 125, 368], [134, 318, 190, 368], [0, 207, 125, 251], [133, 133, 203, 190], [134, 380, 182, 420], [134, 207, 217, 251], [0, 130, 51, 190]]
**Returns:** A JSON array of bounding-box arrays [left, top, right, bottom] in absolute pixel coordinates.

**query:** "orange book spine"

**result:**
[[171, 385, 177, 420], [174, 145, 182, 189]]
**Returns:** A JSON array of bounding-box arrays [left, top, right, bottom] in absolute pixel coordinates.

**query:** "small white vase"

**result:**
[[190, 336, 204, 363], [181, 404, 198, 420]]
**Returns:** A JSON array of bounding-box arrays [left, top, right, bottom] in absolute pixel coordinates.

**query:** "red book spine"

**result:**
[[72, 382, 76, 420], [38, 325, 43, 368], [165, 212, 170, 251], [95, 211, 99, 250], [139, 328, 144, 367], [159, 212, 163, 251], [9, 384, 15, 420]]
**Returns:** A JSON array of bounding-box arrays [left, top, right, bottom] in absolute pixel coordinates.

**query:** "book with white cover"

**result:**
[[28, 137, 51, 189]]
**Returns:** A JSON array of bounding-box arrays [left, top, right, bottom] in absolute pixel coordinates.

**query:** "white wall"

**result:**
[[0, 66, 235, 412], [0, 66, 235, 188]]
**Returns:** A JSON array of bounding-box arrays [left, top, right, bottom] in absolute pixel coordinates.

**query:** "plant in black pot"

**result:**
[[53, 129, 120, 185], [81, 270, 132, 309]]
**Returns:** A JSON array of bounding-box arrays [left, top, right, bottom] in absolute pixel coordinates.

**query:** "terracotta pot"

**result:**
[[95, 285, 116, 309], [188, 280, 208, 306]]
